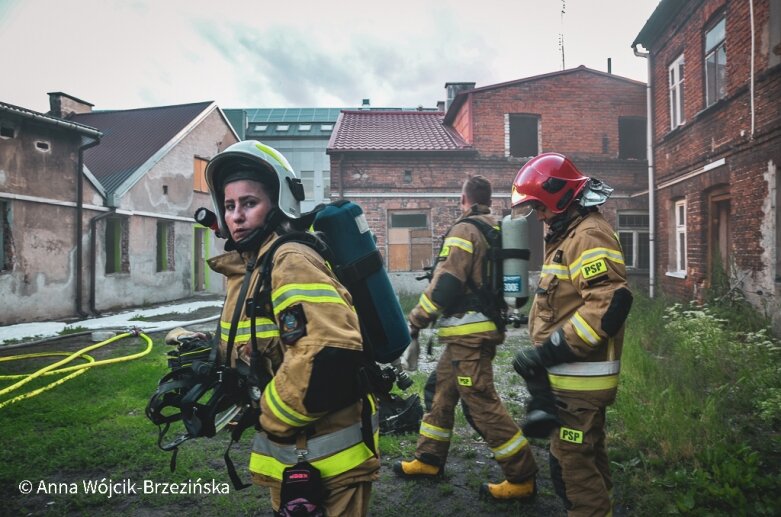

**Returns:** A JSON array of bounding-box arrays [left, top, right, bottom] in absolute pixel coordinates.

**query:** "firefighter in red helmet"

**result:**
[[511, 152, 633, 516]]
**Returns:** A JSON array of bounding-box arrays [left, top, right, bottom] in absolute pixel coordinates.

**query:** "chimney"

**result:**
[[444, 82, 476, 112], [607, 58, 612, 74], [48, 92, 94, 118], [361, 98, 371, 110], [437, 100, 445, 112]]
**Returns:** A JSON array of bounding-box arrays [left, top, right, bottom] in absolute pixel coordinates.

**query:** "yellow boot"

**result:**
[[392, 459, 442, 478], [479, 478, 536, 501]]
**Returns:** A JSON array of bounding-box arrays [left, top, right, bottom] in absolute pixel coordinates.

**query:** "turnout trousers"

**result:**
[[415, 342, 537, 482], [550, 395, 612, 517]]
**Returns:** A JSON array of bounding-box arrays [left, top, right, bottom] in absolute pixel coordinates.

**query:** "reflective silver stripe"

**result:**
[[491, 430, 527, 460], [439, 311, 492, 327], [547, 360, 621, 376], [252, 413, 379, 464]]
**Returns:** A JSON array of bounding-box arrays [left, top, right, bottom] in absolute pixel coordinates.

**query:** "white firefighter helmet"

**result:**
[[205, 140, 304, 237]]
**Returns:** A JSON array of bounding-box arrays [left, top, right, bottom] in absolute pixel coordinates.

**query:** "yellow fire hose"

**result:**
[[0, 330, 153, 409]]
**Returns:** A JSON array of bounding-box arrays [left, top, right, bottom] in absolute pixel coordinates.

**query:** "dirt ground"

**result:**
[[4, 313, 616, 516]]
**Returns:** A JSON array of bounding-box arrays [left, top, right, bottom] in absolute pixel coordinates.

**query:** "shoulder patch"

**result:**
[[278, 303, 308, 345], [581, 258, 608, 279]]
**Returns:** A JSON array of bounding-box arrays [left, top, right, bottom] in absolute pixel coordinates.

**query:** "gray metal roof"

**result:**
[[70, 101, 213, 195], [0, 101, 101, 138]]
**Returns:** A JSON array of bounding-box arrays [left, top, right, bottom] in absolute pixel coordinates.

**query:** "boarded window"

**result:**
[[156, 221, 175, 272], [618, 117, 647, 160], [508, 114, 539, 158], [194, 157, 209, 193], [105, 217, 129, 274], [388, 212, 431, 272]]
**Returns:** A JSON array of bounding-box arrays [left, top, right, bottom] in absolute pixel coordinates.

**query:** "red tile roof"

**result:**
[[327, 110, 471, 152]]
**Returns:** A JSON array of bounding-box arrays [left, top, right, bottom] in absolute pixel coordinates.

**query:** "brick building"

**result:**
[[632, 0, 781, 328], [327, 67, 649, 289]]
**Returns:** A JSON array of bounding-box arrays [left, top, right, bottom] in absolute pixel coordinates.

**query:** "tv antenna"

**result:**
[[558, 0, 566, 69]]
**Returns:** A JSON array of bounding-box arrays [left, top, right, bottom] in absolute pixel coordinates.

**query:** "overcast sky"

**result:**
[[0, 0, 661, 114]]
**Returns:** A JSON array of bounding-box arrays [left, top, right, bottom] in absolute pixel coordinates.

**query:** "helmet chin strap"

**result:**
[[226, 208, 284, 253]]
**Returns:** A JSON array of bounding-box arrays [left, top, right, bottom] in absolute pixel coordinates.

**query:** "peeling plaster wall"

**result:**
[[0, 114, 84, 324], [91, 109, 237, 313]]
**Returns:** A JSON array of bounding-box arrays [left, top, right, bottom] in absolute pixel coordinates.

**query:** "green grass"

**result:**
[[0, 334, 270, 515], [611, 293, 781, 515]]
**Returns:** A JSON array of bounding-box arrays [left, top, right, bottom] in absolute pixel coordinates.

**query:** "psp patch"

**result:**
[[559, 426, 584, 444], [581, 258, 608, 279], [457, 376, 473, 387], [279, 304, 308, 345]]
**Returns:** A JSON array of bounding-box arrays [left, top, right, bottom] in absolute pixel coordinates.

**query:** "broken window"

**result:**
[[508, 114, 540, 158], [0, 201, 12, 271], [105, 217, 129, 274], [705, 16, 727, 107], [618, 117, 647, 160], [156, 220, 175, 272]]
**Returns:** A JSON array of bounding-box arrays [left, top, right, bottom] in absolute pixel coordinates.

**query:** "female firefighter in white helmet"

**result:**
[[204, 140, 379, 515], [511, 152, 632, 517]]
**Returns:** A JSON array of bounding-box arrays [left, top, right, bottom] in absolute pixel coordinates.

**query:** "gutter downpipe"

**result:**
[[749, 0, 756, 139], [75, 136, 101, 317], [634, 43, 656, 298], [89, 209, 115, 315]]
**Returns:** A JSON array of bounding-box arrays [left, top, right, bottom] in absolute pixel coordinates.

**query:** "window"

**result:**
[[674, 200, 687, 273], [403, 170, 412, 183], [322, 170, 330, 200], [300, 171, 314, 201], [105, 217, 129, 274], [321, 124, 333, 131], [669, 54, 685, 129], [507, 114, 539, 157], [388, 212, 432, 272], [277, 125, 289, 131], [0, 201, 12, 271], [618, 212, 650, 270], [254, 125, 268, 131], [193, 156, 209, 193], [0, 124, 15, 139], [705, 17, 727, 106], [35, 141, 50, 152], [156, 221, 175, 272], [618, 117, 647, 159], [299, 124, 311, 131]]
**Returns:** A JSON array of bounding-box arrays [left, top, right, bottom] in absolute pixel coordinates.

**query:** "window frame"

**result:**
[[669, 53, 685, 129], [674, 199, 688, 274], [0, 200, 11, 271], [704, 16, 727, 107], [193, 156, 209, 193], [617, 211, 650, 270]]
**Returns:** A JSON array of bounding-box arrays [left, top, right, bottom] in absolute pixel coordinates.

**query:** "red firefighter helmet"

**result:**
[[511, 153, 589, 216]]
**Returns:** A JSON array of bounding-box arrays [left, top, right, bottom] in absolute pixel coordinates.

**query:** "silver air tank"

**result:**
[[501, 213, 530, 309]]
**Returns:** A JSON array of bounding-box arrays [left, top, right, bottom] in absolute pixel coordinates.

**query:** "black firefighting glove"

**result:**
[[512, 328, 577, 379], [513, 329, 577, 439]]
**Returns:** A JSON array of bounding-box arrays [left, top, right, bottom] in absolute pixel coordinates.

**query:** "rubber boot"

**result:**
[[392, 459, 442, 478], [479, 478, 536, 501]]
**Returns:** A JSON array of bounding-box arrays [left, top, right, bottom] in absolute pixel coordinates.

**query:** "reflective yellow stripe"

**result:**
[[255, 142, 294, 173], [220, 319, 279, 342], [271, 282, 347, 314], [569, 247, 625, 280], [548, 374, 619, 391], [438, 321, 497, 337], [491, 430, 528, 460], [541, 264, 570, 280], [420, 422, 452, 442], [570, 312, 601, 346], [419, 293, 440, 315], [264, 378, 319, 427], [249, 439, 376, 480], [443, 236, 473, 254]]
